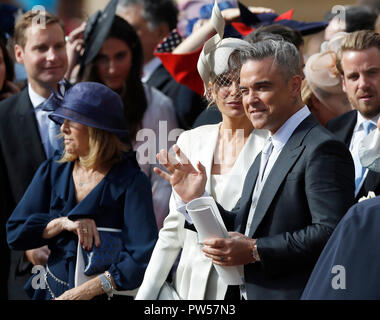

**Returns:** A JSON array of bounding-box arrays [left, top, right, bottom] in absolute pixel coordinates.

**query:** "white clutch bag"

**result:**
[[157, 281, 180, 300]]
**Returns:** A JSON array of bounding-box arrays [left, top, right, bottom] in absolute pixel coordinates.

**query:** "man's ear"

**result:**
[[341, 74, 347, 93], [14, 44, 24, 65], [290, 75, 303, 96]]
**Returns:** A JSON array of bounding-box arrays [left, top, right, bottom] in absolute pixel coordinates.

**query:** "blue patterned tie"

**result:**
[[354, 121, 376, 195]]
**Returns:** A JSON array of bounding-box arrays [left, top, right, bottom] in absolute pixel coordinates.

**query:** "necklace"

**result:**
[[74, 161, 100, 187], [77, 172, 99, 187]]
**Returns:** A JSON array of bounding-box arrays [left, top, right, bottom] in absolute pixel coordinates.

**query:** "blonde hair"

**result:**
[[301, 81, 313, 106], [58, 127, 130, 169], [14, 10, 65, 48], [336, 30, 380, 75]]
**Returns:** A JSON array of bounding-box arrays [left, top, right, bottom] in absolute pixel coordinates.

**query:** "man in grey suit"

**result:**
[[0, 10, 68, 299], [155, 39, 355, 299]]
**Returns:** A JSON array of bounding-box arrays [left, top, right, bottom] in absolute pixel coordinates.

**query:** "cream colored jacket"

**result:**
[[135, 123, 268, 300]]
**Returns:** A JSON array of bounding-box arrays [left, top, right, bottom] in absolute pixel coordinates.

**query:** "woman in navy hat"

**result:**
[[6, 82, 158, 300], [66, 7, 179, 230]]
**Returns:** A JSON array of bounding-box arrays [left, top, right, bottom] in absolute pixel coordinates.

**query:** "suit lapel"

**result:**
[[234, 156, 260, 232], [16, 89, 46, 162], [146, 65, 170, 90], [247, 145, 305, 238], [341, 111, 357, 147], [360, 169, 380, 199], [331, 110, 357, 147], [247, 115, 316, 238]]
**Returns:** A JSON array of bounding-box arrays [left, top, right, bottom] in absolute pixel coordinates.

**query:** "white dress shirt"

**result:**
[[29, 84, 51, 158], [349, 111, 379, 195], [29, 82, 67, 158]]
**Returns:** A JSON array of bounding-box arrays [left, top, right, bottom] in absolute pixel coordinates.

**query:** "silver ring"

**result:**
[[220, 256, 226, 261], [82, 228, 88, 234]]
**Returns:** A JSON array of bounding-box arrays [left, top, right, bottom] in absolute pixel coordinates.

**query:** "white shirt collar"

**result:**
[[355, 111, 379, 132], [270, 105, 311, 151], [28, 83, 46, 108], [141, 57, 162, 83]]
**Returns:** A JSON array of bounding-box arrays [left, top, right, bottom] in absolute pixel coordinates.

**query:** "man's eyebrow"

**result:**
[[30, 43, 47, 49], [254, 80, 272, 85]]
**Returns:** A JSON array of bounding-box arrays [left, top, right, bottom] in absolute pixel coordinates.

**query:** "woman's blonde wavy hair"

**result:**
[[58, 126, 130, 169]]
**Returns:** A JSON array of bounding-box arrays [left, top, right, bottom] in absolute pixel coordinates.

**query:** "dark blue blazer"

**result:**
[[302, 196, 380, 299], [6, 153, 158, 299], [218, 114, 355, 300], [0, 87, 46, 299]]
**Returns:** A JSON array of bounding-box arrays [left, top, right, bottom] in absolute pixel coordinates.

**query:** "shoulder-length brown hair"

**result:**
[[59, 126, 130, 169], [79, 16, 147, 141]]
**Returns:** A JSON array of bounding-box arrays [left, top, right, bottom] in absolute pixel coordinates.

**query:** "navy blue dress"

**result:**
[[301, 197, 380, 300], [6, 152, 158, 300]]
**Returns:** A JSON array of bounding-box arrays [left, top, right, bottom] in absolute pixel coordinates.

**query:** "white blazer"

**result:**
[[135, 123, 268, 300]]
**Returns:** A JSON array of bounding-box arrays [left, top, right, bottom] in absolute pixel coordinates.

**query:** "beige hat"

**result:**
[[197, 0, 251, 94], [304, 32, 350, 113]]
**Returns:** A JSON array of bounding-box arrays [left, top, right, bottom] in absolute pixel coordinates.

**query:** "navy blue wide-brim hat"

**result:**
[[48, 82, 128, 138]]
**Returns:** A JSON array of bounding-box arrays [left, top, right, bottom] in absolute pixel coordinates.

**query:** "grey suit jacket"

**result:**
[[219, 114, 355, 300]]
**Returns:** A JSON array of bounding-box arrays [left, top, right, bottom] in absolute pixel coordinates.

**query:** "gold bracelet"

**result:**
[[252, 242, 260, 262]]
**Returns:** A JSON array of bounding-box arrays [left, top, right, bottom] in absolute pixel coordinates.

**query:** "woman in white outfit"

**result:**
[[135, 3, 268, 300]]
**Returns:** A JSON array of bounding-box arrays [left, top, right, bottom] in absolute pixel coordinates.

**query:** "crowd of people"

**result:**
[[1, 0, 380, 300]]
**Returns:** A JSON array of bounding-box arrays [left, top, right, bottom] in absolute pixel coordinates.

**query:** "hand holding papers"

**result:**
[[186, 197, 243, 285]]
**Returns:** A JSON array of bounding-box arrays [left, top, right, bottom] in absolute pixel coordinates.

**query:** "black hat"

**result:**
[[234, 2, 328, 36], [0, 4, 20, 36], [79, 0, 118, 72], [324, 5, 377, 32]]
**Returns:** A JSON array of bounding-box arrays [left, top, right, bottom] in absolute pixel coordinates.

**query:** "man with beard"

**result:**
[[326, 30, 380, 201]]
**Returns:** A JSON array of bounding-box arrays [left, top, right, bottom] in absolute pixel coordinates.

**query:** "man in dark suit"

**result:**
[[326, 30, 380, 201], [155, 39, 355, 299], [0, 10, 68, 299], [193, 24, 305, 128], [302, 120, 380, 299], [116, 0, 204, 129]]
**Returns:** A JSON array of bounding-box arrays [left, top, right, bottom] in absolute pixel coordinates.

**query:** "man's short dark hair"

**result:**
[[117, 0, 178, 30], [245, 24, 304, 50], [229, 39, 303, 82], [325, 5, 377, 33]]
